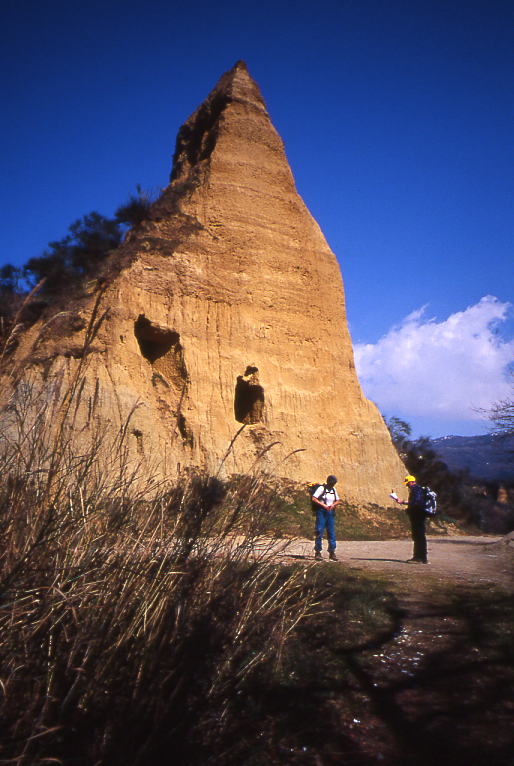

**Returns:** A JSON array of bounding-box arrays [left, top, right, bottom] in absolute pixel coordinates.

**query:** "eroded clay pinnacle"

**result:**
[[170, 61, 267, 182], [208, 60, 264, 105]]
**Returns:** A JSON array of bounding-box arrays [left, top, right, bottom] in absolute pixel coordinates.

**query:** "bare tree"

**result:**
[[484, 375, 514, 437]]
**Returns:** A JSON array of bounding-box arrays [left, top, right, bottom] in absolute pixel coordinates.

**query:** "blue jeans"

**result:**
[[314, 508, 336, 552]]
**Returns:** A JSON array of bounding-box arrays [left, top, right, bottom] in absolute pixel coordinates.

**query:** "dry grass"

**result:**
[[0, 317, 318, 765]]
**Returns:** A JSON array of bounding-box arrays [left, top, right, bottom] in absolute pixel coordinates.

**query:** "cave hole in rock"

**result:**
[[134, 315, 181, 363], [234, 366, 265, 424]]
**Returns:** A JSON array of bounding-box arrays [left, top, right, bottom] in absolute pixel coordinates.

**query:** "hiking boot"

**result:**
[[328, 552, 338, 562], [314, 551, 322, 561], [406, 558, 427, 564]]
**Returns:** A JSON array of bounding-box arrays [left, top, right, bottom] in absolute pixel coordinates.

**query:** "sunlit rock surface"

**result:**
[[2, 61, 405, 503]]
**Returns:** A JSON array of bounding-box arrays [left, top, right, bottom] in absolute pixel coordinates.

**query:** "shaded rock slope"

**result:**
[[1, 61, 405, 503]]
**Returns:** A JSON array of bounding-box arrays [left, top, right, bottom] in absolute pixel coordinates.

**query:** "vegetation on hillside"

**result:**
[[385, 416, 514, 533], [271, 484, 421, 541], [0, 186, 155, 347]]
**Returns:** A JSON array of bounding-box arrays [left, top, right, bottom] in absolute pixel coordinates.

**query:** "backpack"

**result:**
[[309, 483, 323, 513], [421, 486, 437, 516]]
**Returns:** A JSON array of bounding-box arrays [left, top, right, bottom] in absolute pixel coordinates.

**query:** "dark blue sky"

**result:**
[[2, 0, 512, 436]]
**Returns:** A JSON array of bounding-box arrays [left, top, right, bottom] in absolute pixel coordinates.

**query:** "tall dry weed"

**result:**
[[0, 357, 316, 765]]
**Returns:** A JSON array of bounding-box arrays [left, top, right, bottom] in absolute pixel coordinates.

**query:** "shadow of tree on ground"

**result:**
[[228, 573, 514, 766]]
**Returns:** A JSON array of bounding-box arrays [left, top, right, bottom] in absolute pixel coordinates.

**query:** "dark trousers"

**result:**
[[407, 509, 428, 562]]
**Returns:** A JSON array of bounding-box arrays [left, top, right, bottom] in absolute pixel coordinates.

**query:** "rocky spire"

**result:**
[[170, 60, 282, 184], [1, 64, 406, 504]]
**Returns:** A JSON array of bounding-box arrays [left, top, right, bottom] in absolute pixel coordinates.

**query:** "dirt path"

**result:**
[[272, 535, 514, 765], [277, 534, 514, 590]]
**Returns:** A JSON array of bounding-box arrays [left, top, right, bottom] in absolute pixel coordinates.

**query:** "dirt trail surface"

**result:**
[[277, 534, 514, 589], [269, 535, 514, 765]]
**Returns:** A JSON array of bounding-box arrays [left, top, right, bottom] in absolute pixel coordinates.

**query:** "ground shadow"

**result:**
[[430, 538, 496, 546], [232, 579, 514, 766], [350, 557, 408, 563]]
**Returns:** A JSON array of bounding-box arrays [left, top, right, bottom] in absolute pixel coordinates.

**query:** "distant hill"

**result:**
[[431, 434, 514, 482]]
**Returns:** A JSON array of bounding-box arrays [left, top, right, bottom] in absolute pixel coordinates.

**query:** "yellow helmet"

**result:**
[[403, 475, 416, 485]]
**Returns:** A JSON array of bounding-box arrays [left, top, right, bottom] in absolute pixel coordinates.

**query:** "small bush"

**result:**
[[115, 185, 156, 228], [24, 212, 122, 293], [7, 186, 157, 302]]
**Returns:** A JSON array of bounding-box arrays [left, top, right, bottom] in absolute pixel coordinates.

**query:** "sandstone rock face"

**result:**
[[1, 61, 405, 503]]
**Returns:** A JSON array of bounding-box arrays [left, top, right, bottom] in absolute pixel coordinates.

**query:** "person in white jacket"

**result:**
[[312, 475, 341, 561]]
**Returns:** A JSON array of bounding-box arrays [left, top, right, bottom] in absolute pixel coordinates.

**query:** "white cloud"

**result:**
[[354, 296, 514, 422]]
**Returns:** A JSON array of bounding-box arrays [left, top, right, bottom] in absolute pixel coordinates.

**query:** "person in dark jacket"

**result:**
[[396, 475, 429, 564]]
